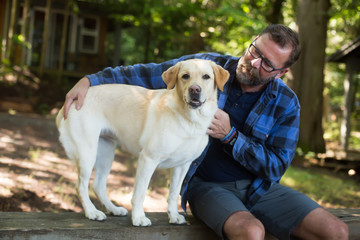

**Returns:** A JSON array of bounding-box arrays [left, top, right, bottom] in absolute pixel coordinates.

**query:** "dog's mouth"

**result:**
[[187, 98, 206, 109]]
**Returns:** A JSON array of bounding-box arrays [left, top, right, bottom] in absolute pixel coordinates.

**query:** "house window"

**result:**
[[79, 16, 99, 54]]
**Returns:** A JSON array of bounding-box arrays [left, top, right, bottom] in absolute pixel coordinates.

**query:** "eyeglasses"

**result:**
[[247, 41, 286, 73]]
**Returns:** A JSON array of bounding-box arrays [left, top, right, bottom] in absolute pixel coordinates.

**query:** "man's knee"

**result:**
[[326, 219, 349, 240], [223, 211, 265, 240], [314, 217, 348, 240], [292, 208, 349, 240]]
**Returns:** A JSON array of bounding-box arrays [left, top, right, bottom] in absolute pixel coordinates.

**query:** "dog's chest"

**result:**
[[136, 99, 215, 169], [154, 133, 209, 169]]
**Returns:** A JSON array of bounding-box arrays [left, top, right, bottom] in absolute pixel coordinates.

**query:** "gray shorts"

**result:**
[[187, 176, 320, 240]]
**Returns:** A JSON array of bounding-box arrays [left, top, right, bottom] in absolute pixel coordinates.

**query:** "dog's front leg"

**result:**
[[131, 152, 158, 227], [167, 162, 191, 224]]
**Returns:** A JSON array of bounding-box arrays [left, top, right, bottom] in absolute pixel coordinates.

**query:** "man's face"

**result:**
[[236, 33, 291, 87]]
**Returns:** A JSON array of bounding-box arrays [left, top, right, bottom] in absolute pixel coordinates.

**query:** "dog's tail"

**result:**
[[56, 107, 64, 129], [55, 107, 78, 162]]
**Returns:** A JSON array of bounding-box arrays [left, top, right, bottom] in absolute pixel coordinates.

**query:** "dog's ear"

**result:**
[[210, 62, 229, 92], [162, 62, 181, 90]]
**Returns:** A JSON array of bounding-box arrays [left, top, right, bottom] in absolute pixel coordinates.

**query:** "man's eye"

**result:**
[[251, 46, 260, 57], [263, 60, 273, 69], [202, 74, 210, 80], [182, 74, 190, 80]]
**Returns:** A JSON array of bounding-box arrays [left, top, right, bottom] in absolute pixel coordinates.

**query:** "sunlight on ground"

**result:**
[[281, 166, 360, 208], [0, 113, 358, 214], [0, 119, 180, 213], [281, 177, 296, 188]]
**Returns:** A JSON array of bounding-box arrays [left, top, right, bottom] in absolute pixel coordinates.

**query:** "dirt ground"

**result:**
[[1, 110, 359, 215], [0, 111, 176, 213]]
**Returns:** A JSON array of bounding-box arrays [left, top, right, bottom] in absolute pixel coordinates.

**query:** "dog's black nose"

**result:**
[[189, 85, 201, 94]]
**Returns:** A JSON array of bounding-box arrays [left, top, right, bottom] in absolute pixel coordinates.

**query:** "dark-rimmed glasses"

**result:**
[[248, 41, 286, 73]]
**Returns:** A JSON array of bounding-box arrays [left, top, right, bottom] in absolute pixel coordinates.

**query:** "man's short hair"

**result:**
[[260, 24, 301, 68]]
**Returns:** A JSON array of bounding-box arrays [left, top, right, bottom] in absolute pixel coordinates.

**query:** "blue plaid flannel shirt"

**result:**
[[87, 52, 300, 212]]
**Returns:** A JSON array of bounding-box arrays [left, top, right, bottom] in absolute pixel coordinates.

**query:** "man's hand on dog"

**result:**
[[63, 77, 90, 119], [207, 109, 231, 140]]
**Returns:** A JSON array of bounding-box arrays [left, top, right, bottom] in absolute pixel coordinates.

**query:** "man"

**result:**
[[63, 24, 348, 239]]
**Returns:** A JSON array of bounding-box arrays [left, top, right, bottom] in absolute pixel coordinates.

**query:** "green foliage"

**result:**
[[12, 34, 31, 49], [328, 0, 360, 50], [102, 0, 209, 63], [327, 0, 360, 58], [204, 1, 267, 56], [323, 121, 341, 143], [73, 0, 273, 63], [0, 33, 31, 77], [323, 0, 360, 148], [350, 133, 360, 147], [324, 63, 345, 108], [37, 103, 51, 115], [0, 58, 13, 77], [295, 147, 316, 159], [3, 0, 360, 141], [281, 166, 360, 208]]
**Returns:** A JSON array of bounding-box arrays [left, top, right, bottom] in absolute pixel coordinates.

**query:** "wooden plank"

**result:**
[[0, 212, 219, 240], [0, 210, 359, 239]]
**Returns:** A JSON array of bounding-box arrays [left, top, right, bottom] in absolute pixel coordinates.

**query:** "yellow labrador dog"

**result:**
[[56, 59, 229, 226]]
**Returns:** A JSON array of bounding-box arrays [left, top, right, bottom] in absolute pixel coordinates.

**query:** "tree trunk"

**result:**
[[39, 0, 52, 77], [6, 0, 18, 61], [58, 0, 70, 81], [143, 26, 151, 63], [20, 0, 30, 66], [266, 0, 285, 24], [292, 0, 331, 153], [112, 23, 122, 66]]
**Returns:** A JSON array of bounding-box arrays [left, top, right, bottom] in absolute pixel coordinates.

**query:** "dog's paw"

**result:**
[[86, 210, 107, 221], [132, 216, 152, 227], [169, 213, 186, 225], [110, 207, 128, 216]]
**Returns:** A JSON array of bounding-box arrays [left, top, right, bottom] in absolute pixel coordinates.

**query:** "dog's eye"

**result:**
[[182, 74, 190, 80], [202, 74, 210, 80]]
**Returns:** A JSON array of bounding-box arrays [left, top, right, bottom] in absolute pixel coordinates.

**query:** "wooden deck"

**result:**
[[0, 210, 359, 239]]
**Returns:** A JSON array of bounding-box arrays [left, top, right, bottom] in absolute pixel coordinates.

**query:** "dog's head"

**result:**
[[162, 59, 229, 109]]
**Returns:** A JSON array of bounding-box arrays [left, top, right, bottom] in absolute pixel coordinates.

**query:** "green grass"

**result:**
[[281, 166, 360, 208]]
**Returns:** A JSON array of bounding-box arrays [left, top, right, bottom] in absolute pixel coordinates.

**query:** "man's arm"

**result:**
[[86, 52, 237, 87], [208, 106, 299, 182], [233, 105, 300, 182], [62, 60, 177, 118], [233, 111, 299, 181], [62, 52, 236, 118]]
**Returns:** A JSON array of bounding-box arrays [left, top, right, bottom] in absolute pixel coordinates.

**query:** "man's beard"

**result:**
[[236, 59, 276, 87]]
